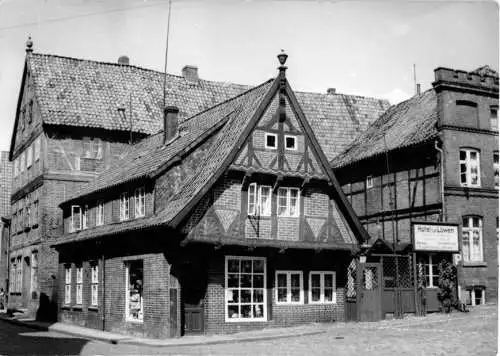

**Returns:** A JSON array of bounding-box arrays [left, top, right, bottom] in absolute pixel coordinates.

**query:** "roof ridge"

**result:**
[[183, 78, 274, 123]]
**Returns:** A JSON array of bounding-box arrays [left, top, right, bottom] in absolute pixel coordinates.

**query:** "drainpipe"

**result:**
[[102, 252, 105, 331], [434, 140, 446, 221]]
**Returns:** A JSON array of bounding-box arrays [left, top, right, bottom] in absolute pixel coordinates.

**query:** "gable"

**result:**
[[10, 62, 44, 159], [233, 92, 323, 177]]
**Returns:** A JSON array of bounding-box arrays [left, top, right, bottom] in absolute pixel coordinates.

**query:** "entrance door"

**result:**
[[181, 259, 206, 336], [357, 262, 382, 322]]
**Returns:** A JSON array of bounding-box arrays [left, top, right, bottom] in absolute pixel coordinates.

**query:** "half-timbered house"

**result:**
[[7, 39, 388, 321], [332, 66, 499, 316], [52, 53, 370, 338]]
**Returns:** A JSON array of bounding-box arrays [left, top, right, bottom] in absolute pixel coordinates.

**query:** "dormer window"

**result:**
[[83, 137, 103, 159], [247, 183, 272, 216], [70, 205, 82, 232], [134, 187, 146, 218], [265, 133, 277, 149], [277, 187, 300, 217], [284, 135, 297, 150]]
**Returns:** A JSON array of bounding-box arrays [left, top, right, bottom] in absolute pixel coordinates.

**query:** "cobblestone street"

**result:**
[[1, 304, 496, 355]]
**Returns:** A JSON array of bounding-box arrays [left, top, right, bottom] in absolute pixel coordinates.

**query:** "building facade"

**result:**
[[0, 151, 13, 293], [333, 66, 499, 312], [7, 41, 388, 320], [52, 59, 370, 338]]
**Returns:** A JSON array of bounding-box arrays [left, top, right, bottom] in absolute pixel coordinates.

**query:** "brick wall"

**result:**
[[204, 249, 346, 335]]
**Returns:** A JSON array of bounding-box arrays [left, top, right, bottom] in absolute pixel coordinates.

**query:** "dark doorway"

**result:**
[[357, 262, 382, 322], [180, 258, 207, 336]]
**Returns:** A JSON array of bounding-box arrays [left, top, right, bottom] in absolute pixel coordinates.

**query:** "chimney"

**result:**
[[327, 88, 336, 95], [182, 65, 199, 83], [164, 106, 179, 143], [118, 55, 130, 65], [416, 83, 421, 95]]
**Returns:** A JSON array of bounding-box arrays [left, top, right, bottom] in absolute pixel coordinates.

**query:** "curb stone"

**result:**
[[0, 316, 327, 347]]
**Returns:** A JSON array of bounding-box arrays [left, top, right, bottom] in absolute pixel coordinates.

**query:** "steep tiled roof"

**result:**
[[27, 53, 389, 161], [63, 80, 275, 204], [28, 53, 249, 134], [331, 89, 439, 168]]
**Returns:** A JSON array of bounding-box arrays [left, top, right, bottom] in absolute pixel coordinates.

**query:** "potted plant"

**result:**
[[437, 259, 457, 313]]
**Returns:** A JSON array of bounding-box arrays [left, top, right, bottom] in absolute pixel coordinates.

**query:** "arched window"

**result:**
[[462, 216, 483, 262], [459, 148, 481, 187]]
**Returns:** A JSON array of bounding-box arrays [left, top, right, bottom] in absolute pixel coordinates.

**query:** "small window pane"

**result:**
[[265, 134, 276, 148], [253, 259, 264, 273], [311, 274, 320, 288], [285, 136, 296, 150]]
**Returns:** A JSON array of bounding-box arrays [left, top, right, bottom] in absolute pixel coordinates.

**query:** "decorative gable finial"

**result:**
[[26, 36, 33, 53], [277, 49, 288, 77]]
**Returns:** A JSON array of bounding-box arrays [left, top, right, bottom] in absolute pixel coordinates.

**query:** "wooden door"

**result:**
[[357, 262, 382, 322], [181, 259, 206, 336]]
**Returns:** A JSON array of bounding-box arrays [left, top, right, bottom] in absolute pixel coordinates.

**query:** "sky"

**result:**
[[0, 0, 498, 152]]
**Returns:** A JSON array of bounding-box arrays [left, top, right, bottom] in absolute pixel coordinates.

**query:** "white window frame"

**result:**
[[258, 185, 272, 216], [125, 260, 144, 322], [275, 270, 304, 305], [26, 145, 33, 168], [13, 157, 19, 177], [264, 133, 277, 149], [465, 287, 486, 306], [284, 135, 297, 151], [82, 205, 88, 230], [225, 256, 267, 322], [64, 266, 72, 305], [96, 201, 104, 226], [366, 175, 374, 189], [459, 149, 481, 187], [277, 187, 300, 217], [247, 183, 257, 216], [462, 216, 484, 262], [494, 152, 499, 189], [309, 271, 336, 304], [419, 255, 439, 288], [34, 136, 41, 162], [20, 152, 25, 173], [134, 187, 146, 218], [120, 193, 129, 221], [91, 264, 99, 307], [76, 266, 83, 305], [70, 205, 82, 232]]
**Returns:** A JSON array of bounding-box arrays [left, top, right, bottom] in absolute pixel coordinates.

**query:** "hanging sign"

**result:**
[[412, 222, 459, 252]]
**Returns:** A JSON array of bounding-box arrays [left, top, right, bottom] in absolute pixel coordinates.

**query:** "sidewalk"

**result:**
[[0, 313, 327, 348]]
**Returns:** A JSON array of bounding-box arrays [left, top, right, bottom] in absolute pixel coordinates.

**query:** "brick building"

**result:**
[[0, 151, 12, 292], [333, 65, 499, 313], [7, 40, 388, 320], [52, 54, 373, 337]]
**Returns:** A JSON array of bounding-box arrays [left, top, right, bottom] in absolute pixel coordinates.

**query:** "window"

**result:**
[[277, 187, 299, 217], [258, 186, 272, 216], [494, 152, 499, 189], [248, 183, 257, 215], [9, 259, 15, 293], [309, 271, 336, 304], [76, 266, 83, 305], [264, 133, 277, 149], [13, 158, 19, 177], [30, 251, 38, 296], [64, 266, 71, 305], [418, 255, 439, 288], [120, 193, 129, 221], [34, 136, 41, 162], [459, 149, 481, 187], [465, 287, 485, 306], [462, 216, 483, 262], [32, 199, 39, 227], [284, 135, 297, 150], [225, 256, 266, 321], [18, 207, 23, 233], [366, 176, 374, 189], [70, 206, 82, 232], [91, 264, 99, 307], [83, 137, 103, 159], [247, 184, 271, 216], [134, 187, 146, 218], [275, 271, 303, 304], [96, 201, 104, 226], [82, 205, 88, 230], [20, 152, 25, 173], [491, 106, 498, 131], [26, 145, 33, 168], [125, 260, 143, 322]]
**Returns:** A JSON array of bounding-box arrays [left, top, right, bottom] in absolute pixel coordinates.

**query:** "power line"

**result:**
[[0, 1, 167, 32]]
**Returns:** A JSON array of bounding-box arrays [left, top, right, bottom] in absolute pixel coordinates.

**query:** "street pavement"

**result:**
[[0, 304, 497, 355]]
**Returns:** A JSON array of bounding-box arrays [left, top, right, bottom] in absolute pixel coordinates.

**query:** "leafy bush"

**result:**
[[437, 259, 457, 313]]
